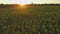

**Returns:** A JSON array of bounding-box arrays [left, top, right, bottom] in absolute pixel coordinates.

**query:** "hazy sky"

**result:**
[[0, 0, 60, 4]]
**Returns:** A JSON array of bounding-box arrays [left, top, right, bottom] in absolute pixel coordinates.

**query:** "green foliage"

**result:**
[[0, 6, 60, 34]]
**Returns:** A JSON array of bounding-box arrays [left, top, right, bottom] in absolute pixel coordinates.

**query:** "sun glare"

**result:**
[[20, 4, 25, 6], [19, 4, 25, 7], [18, 4, 28, 9]]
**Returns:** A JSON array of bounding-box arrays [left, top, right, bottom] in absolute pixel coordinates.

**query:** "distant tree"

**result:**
[[0, 3, 3, 5]]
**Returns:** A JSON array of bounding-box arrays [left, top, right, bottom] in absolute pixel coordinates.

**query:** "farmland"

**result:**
[[0, 5, 60, 34]]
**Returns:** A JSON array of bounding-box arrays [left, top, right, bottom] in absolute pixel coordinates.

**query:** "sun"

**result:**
[[20, 4, 25, 6], [19, 4, 26, 8]]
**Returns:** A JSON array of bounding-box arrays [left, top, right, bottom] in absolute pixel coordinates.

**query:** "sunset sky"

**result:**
[[0, 0, 60, 4]]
